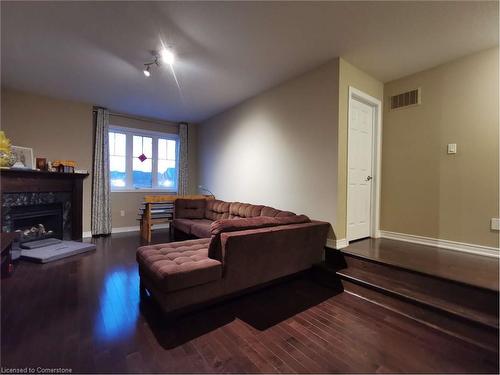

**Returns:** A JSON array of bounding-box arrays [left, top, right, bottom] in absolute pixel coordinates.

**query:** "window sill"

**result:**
[[111, 188, 177, 193]]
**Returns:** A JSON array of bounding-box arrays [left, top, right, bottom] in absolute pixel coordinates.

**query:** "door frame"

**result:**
[[346, 86, 382, 241]]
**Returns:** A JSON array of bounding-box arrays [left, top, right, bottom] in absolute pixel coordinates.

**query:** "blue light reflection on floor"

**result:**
[[94, 267, 140, 341]]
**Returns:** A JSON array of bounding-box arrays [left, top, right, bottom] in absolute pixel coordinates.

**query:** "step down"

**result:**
[[341, 278, 498, 353], [336, 262, 498, 329], [313, 247, 499, 353]]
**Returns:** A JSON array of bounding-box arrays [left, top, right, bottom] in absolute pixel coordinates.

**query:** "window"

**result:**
[[132, 135, 153, 188], [109, 126, 179, 192], [109, 132, 126, 187]]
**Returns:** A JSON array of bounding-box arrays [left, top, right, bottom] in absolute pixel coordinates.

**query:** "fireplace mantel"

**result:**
[[1, 169, 89, 240]]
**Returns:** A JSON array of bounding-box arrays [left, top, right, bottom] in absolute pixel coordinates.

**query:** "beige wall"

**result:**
[[7, 49, 494, 247], [1, 88, 94, 231], [381, 48, 499, 247], [336, 58, 384, 239], [199, 60, 340, 232], [1, 88, 198, 232]]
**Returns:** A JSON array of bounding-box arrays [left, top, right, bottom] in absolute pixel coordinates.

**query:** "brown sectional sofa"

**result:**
[[172, 199, 297, 240], [137, 199, 329, 314]]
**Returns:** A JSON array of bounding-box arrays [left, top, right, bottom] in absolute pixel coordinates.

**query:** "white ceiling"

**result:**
[[1, 1, 498, 123]]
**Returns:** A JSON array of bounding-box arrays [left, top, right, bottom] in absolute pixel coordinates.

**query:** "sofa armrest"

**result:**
[[210, 214, 310, 235], [219, 221, 329, 290]]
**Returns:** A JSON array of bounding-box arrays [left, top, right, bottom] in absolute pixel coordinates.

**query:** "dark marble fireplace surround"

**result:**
[[0, 169, 88, 241]]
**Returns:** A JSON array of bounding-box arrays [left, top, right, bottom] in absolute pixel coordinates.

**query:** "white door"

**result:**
[[347, 98, 374, 241]]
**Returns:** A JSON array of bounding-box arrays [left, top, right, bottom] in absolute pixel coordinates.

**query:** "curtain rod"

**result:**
[[92, 108, 185, 126], [110, 112, 183, 126]]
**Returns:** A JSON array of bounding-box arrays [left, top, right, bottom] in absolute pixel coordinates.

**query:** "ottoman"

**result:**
[[136, 238, 222, 293]]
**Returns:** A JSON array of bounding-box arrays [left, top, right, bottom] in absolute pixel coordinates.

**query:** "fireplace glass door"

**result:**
[[10, 203, 63, 243]]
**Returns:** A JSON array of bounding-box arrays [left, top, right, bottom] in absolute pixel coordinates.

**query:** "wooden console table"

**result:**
[[139, 194, 214, 242]]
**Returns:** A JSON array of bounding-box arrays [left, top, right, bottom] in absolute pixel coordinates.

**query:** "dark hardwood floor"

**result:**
[[1, 232, 498, 373]]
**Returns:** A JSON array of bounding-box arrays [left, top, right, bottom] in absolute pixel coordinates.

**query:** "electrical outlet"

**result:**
[[120, 210, 125, 217], [491, 218, 500, 231]]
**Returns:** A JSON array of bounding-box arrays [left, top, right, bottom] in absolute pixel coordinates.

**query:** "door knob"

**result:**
[[366, 176, 373, 181]]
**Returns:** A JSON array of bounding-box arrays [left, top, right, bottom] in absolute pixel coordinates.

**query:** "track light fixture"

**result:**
[[160, 48, 175, 65], [142, 54, 159, 78], [142, 47, 176, 78]]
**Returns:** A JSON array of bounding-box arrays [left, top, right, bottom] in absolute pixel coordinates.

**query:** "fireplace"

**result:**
[[10, 203, 63, 243], [0, 169, 88, 240], [2, 192, 72, 240]]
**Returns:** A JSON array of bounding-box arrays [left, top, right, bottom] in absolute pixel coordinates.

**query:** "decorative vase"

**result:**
[[0, 131, 16, 167]]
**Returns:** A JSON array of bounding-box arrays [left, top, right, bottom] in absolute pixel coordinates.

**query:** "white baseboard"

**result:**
[[83, 223, 170, 238], [379, 230, 500, 258], [326, 238, 349, 250]]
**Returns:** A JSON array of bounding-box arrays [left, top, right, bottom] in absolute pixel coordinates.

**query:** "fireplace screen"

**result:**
[[10, 203, 63, 243]]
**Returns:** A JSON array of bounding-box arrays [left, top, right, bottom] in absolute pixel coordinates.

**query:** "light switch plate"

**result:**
[[120, 210, 125, 217], [491, 218, 500, 231], [447, 144, 457, 154]]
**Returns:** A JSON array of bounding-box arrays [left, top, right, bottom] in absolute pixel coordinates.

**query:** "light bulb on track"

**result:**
[[160, 48, 175, 65], [143, 65, 151, 77]]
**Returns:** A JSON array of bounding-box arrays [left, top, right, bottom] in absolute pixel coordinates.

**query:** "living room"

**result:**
[[1, 1, 499, 374]]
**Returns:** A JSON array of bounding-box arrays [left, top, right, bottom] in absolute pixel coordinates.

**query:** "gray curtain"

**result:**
[[91, 108, 112, 235], [178, 122, 189, 195]]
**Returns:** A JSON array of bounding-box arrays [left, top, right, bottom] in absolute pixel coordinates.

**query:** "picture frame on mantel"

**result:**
[[11, 146, 34, 169], [36, 157, 48, 171]]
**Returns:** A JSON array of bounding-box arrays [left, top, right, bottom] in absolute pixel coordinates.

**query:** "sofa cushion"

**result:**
[[260, 206, 295, 218], [190, 219, 213, 238], [260, 206, 280, 217], [172, 218, 195, 234], [205, 200, 230, 221], [229, 202, 264, 219], [175, 198, 206, 219], [137, 238, 221, 292]]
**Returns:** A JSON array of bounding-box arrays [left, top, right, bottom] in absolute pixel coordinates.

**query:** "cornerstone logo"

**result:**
[[1, 367, 72, 374]]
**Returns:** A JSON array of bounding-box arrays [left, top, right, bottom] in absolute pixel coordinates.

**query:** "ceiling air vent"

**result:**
[[390, 88, 420, 110]]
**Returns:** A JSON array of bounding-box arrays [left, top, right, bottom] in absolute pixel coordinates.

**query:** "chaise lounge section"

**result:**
[[137, 199, 329, 314]]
